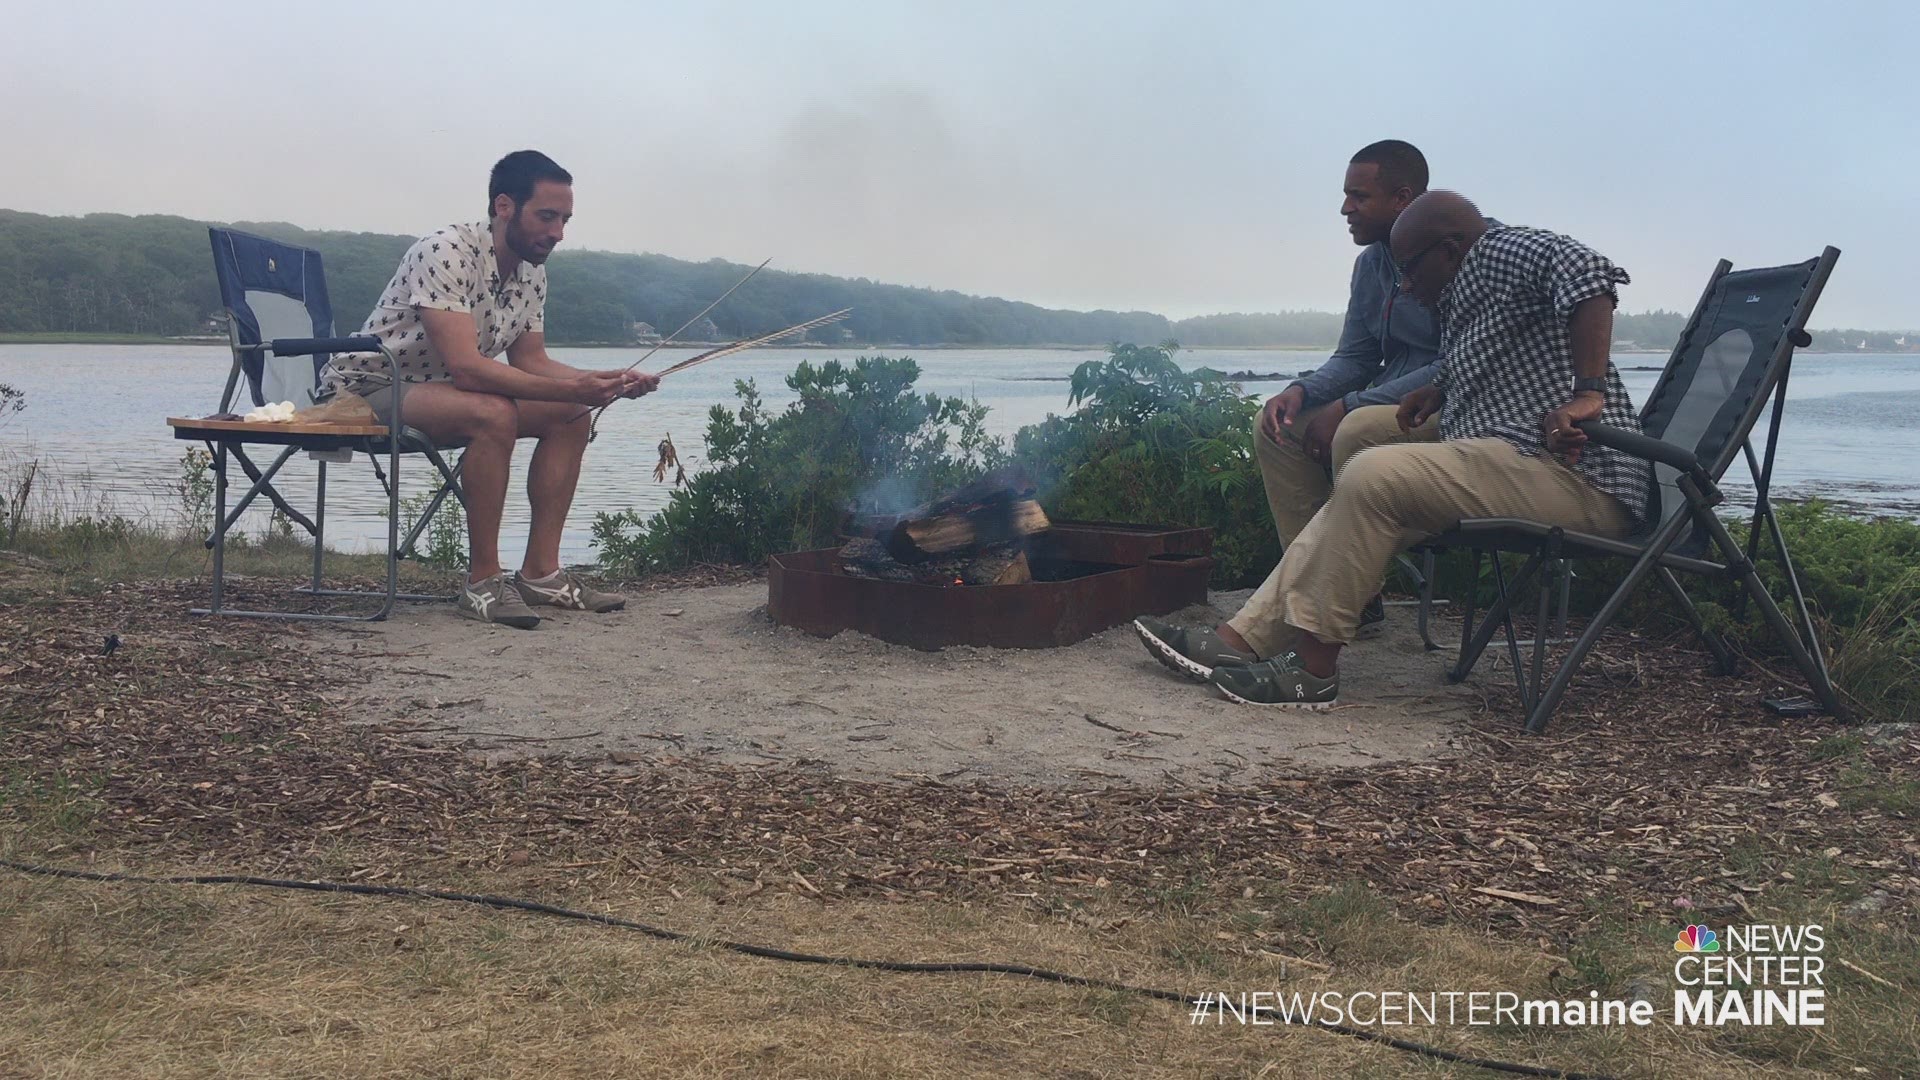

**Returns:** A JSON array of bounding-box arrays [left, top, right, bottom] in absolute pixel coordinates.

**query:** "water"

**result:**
[[3, 343, 1916, 562]]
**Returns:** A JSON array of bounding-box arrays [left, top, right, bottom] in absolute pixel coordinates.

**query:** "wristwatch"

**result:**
[[1572, 376, 1608, 394]]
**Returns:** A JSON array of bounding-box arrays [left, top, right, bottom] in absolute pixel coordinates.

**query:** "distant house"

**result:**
[[686, 316, 721, 342], [629, 320, 661, 344]]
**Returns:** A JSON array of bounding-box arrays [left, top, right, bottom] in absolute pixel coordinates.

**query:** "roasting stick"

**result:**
[[655, 309, 853, 377], [618, 258, 770, 377], [588, 308, 854, 441], [583, 258, 771, 440]]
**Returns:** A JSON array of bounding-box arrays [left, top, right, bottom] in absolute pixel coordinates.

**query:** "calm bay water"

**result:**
[[3, 343, 1916, 562]]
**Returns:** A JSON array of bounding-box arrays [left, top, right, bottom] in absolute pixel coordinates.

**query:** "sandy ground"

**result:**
[[334, 584, 1481, 788]]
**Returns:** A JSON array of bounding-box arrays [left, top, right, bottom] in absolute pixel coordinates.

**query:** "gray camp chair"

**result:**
[[173, 228, 467, 621], [1413, 248, 1844, 733]]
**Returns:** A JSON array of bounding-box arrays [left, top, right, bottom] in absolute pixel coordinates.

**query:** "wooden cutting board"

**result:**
[[167, 416, 390, 437]]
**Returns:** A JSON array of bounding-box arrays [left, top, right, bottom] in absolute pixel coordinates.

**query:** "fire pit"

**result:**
[[768, 519, 1214, 651]]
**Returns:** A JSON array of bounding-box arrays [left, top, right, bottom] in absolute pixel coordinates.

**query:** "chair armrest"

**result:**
[[1576, 421, 1699, 474], [1578, 421, 1721, 505], [269, 336, 381, 356]]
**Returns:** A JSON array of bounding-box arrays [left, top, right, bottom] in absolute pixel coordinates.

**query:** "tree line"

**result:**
[[0, 209, 1907, 352]]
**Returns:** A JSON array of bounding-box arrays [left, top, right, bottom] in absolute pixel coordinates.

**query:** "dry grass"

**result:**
[[2, 861, 1887, 1080]]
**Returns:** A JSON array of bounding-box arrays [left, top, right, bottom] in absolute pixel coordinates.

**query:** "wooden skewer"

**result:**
[[586, 309, 853, 442], [655, 309, 853, 377]]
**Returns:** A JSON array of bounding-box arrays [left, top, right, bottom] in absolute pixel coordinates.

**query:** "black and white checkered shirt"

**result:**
[[1433, 225, 1652, 525]]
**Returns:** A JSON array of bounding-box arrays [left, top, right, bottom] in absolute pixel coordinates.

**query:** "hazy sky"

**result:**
[[5, 1, 1914, 327]]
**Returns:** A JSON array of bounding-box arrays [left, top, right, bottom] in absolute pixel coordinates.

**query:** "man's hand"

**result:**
[[569, 370, 637, 408], [1300, 398, 1346, 467], [1260, 385, 1307, 444], [1542, 393, 1605, 464], [620, 371, 661, 399], [1396, 385, 1443, 432]]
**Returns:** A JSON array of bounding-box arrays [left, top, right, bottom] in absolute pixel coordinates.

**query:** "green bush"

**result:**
[[1010, 343, 1276, 587], [394, 459, 469, 571], [591, 356, 1004, 575]]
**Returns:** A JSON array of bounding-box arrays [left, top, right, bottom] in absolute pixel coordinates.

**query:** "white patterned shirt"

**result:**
[[320, 221, 548, 393], [1433, 225, 1653, 524]]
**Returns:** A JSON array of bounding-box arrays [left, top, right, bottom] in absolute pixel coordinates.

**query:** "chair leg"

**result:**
[[1653, 566, 1738, 676], [1553, 559, 1573, 640], [1524, 553, 1668, 734], [1530, 557, 1555, 712], [378, 437, 400, 621], [1761, 505, 1834, 693], [311, 460, 327, 593], [204, 442, 230, 614], [1451, 550, 1544, 685], [1420, 549, 1436, 653], [1450, 550, 1483, 678], [1699, 509, 1845, 719]]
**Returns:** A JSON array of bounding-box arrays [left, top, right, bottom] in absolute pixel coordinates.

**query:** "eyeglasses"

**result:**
[[1395, 237, 1452, 279]]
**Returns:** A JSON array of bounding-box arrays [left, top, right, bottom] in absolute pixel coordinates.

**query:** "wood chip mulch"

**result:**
[[3, 563, 1914, 946]]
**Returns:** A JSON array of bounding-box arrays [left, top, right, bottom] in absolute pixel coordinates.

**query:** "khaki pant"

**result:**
[[1258, 403, 1439, 546], [1228, 438, 1633, 655]]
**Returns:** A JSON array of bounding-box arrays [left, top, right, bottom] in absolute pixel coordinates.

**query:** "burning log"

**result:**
[[864, 468, 1051, 561], [839, 469, 1046, 586]]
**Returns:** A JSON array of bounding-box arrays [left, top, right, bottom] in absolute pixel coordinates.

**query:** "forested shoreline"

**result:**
[[1, 209, 1909, 351]]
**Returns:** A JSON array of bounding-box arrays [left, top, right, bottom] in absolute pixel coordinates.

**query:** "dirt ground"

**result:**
[[337, 584, 1477, 786]]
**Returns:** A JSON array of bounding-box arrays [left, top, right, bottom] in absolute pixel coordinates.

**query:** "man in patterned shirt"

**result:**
[[1182, 191, 1650, 708], [320, 150, 658, 629]]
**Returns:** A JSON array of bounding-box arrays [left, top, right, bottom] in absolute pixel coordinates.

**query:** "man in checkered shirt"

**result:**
[[1143, 191, 1652, 708]]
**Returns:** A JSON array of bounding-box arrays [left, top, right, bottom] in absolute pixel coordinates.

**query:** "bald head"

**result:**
[[1390, 191, 1489, 305], [1391, 191, 1486, 253]]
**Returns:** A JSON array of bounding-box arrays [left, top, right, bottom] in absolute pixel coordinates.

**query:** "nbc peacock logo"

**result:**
[[1674, 925, 1721, 953]]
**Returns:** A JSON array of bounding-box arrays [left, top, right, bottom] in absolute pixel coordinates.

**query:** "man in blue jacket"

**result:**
[[1136, 140, 1442, 677]]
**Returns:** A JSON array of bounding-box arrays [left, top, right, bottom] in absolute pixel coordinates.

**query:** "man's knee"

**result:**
[[1330, 404, 1399, 464], [1335, 443, 1437, 515], [469, 393, 519, 441], [519, 401, 591, 442]]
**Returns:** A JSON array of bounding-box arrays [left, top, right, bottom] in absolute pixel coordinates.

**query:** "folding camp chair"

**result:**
[[168, 228, 466, 622], [1413, 247, 1844, 733]]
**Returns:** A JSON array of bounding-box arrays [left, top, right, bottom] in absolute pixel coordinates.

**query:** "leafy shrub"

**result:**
[[395, 461, 469, 571], [591, 356, 1004, 574], [1010, 343, 1276, 586]]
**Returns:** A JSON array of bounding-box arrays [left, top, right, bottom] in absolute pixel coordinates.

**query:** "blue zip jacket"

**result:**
[[1290, 240, 1443, 411]]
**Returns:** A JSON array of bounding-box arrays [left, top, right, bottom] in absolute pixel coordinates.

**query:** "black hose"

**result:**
[[0, 858, 1616, 1080]]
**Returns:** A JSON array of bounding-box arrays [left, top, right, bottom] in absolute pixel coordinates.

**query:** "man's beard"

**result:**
[[504, 214, 551, 264]]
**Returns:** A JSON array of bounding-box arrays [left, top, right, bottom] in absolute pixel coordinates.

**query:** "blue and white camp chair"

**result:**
[[168, 228, 466, 621]]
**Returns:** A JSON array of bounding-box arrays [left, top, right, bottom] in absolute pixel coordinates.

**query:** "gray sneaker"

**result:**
[[457, 573, 541, 629], [1208, 654, 1339, 709], [514, 569, 627, 613], [1133, 616, 1257, 681]]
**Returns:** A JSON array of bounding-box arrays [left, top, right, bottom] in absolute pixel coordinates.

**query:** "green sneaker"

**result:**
[[514, 569, 627, 613], [1208, 654, 1339, 709], [457, 573, 541, 629], [1133, 616, 1256, 681]]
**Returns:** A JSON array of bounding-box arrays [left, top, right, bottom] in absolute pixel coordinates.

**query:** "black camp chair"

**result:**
[[1414, 248, 1844, 733], [170, 228, 466, 621]]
